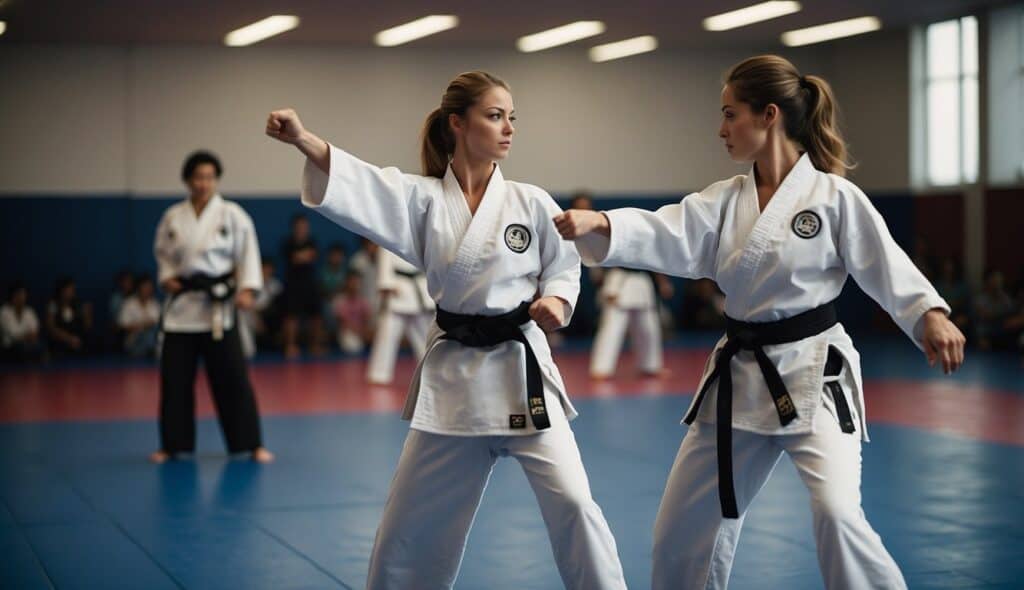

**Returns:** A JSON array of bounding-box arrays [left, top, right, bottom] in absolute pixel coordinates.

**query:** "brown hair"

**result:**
[[420, 71, 511, 178], [725, 55, 853, 176]]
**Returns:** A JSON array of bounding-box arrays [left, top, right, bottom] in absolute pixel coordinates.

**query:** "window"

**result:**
[[923, 16, 979, 186]]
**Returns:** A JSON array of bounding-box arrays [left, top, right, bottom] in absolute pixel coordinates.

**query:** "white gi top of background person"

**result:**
[[154, 194, 263, 333]]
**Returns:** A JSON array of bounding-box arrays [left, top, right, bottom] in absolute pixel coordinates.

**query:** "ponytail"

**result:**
[[421, 108, 453, 179], [800, 75, 850, 177]]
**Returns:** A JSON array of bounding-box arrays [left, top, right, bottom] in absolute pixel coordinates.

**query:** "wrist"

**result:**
[[596, 212, 611, 237]]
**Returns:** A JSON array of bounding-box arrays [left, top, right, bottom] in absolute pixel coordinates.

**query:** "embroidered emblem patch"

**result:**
[[509, 414, 527, 429], [791, 210, 821, 239], [504, 224, 531, 253]]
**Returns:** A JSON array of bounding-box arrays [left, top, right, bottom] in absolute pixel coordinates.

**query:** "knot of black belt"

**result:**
[[435, 301, 550, 430], [177, 272, 237, 302], [160, 271, 237, 332], [683, 300, 838, 518]]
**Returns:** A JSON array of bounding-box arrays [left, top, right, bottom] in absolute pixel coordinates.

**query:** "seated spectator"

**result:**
[[118, 275, 161, 358], [973, 269, 1015, 351], [108, 270, 135, 350], [1, 282, 42, 363], [331, 273, 372, 354], [934, 258, 970, 332], [1003, 269, 1024, 358], [320, 242, 347, 298], [682, 279, 726, 331], [320, 242, 348, 340], [348, 238, 381, 325], [240, 258, 284, 356], [46, 277, 93, 359]]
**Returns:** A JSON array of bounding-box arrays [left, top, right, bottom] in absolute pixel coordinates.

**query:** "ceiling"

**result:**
[[0, 0, 1010, 49]]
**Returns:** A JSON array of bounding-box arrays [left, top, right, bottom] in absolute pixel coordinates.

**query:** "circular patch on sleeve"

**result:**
[[791, 210, 822, 239], [504, 224, 532, 253]]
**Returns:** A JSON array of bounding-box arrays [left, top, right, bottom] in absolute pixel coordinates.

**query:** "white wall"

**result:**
[[987, 3, 1024, 186], [1, 39, 909, 197], [824, 30, 913, 192]]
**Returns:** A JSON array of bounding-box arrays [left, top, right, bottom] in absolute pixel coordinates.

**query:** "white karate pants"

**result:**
[[651, 400, 906, 590], [366, 311, 431, 384], [366, 421, 628, 590], [591, 305, 662, 376]]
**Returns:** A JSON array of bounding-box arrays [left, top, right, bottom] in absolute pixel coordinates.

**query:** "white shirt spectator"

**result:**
[[118, 296, 161, 330], [1, 304, 40, 347]]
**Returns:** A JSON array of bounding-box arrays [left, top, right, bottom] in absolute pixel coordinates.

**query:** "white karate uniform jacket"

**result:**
[[302, 145, 581, 436], [154, 194, 263, 333], [577, 153, 949, 441]]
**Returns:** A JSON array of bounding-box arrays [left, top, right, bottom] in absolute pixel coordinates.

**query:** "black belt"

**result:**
[[435, 301, 549, 430], [160, 271, 237, 332], [683, 300, 839, 518]]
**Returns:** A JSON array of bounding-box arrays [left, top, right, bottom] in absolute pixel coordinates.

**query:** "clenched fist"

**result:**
[[921, 309, 966, 374], [265, 109, 307, 145], [529, 296, 568, 332], [553, 210, 610, 240]]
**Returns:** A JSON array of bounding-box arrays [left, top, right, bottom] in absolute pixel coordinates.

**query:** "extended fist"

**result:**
[[553, 210, 610, 240], [265, 109, 306, 144]]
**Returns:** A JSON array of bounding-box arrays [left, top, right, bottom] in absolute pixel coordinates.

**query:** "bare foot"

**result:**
[[641, 367, 671, 379], [251, 447, 275, 463], [149, 450, 170, 464], [590, 373, 612, 381]]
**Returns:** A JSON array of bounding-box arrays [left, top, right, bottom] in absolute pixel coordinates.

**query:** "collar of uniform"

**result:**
[[441, 163, 505, 227], [733, 153, 817, 288], [443, 162, 507, 288], [743, 152, 815, 208], [185, 193, 224, 221]]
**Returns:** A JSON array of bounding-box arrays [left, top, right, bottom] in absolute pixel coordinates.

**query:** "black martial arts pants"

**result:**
[[159, 327, 264, 454]]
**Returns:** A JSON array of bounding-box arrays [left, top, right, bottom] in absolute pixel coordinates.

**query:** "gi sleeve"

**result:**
[[575, 185, 725, 280], [234, 209, 263, 292], [301, 144, 429, 269], [153, 211, 177, 284], [838, 183, 950, 349]]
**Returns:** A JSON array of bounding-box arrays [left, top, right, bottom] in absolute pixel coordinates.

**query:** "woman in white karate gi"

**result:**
[[366, 247, 435, 385], [557, 55, 966, 590], [265, 71, 626, 590], [151, 151, 274, 464]]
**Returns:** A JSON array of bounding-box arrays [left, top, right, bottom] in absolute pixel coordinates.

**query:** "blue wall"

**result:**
[[0, 192, 917, 335]]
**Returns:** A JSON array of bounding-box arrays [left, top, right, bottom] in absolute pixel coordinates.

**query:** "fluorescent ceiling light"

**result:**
[[0, 21, 6, 37], [781, 16, 881, 46], [224, 15, 299, 47], [589, 36, 658, 63], [702, 1, 802, 31], [516, 21, 606, 53], [374, 15, 458, 47]]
